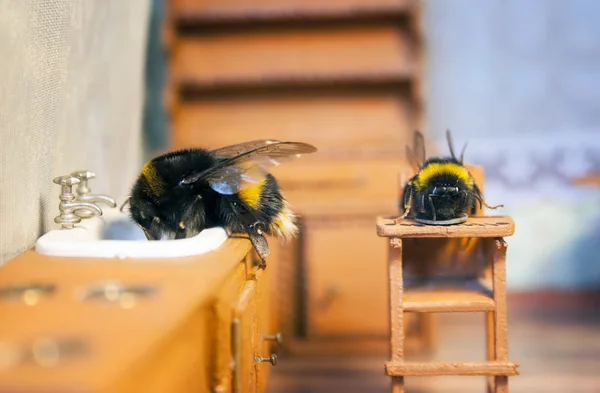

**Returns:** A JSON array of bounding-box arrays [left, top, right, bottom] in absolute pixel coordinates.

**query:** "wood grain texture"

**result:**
[[172, 95, 413, 160], [304, 215, 391, 337], [0, 240, 251, 393], [388, 239, 405, 393], [376, 216, 515, 238], [210, 263, 247, 392], [233, 280, 259, 393], [170, 0, 412, 21], [384, 361, 519, 376], [171, 26, 412, 87], [403, 288, 495, 312]]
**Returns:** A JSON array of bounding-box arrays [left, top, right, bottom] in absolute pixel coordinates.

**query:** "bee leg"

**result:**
[[119, 197, 131, 213], [248, 231, 270, 269], [428, 195, 436, 221], [473, 184, 504, 210], [174, 229, 187, 240], [394, 182, 413, 223], [229, 234, 251, 240], [142, 228, 153, 241]]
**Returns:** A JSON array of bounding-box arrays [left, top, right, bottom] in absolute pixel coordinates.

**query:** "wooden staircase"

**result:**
[[163, 0, 427, 356]]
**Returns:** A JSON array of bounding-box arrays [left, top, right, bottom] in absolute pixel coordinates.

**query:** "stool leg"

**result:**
[[389, 238, 405, 393], [391, 377, 405, 393], [492, 238, 509, 393], [495, 376, 509, 393], [485, 311, 495, 393]]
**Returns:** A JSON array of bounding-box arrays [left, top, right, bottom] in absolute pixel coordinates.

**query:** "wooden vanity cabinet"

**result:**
[[0, 241, 277, 393]]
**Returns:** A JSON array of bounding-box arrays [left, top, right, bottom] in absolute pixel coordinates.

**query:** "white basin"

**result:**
[[34, 200, 228, 259]]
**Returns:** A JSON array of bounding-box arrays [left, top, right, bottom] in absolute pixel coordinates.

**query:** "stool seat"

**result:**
[[376, 215, 515, 238]]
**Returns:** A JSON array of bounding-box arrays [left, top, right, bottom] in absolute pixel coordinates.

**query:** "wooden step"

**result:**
[[170, 26, 414, 91], [385, 361, 519, 377], [403, 287, 495, 312], [170, 0, 413, 26], [377, 215, 515, 238]]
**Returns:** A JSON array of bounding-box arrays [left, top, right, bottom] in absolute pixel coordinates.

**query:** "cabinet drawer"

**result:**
[[172, 94, 414, 160], [171, 26, 412, 86]]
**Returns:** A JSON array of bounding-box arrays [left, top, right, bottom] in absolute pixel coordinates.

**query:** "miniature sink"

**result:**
[[34, 200, 228, 259]]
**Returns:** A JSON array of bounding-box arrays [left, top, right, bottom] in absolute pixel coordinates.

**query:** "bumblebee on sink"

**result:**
[[397, 130, 503, 226], [123, 140, 317, 268]]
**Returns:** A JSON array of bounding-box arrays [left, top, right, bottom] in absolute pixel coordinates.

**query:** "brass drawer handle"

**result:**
[[263, 332, 283, 345], [254, 353, 277, 366]]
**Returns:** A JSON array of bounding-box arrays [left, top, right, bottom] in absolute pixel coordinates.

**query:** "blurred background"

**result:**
[[1, 0, 599, 392], [141, 0, 600, 291]]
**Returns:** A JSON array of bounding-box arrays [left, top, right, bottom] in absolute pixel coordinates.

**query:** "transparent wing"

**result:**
[[207, 157, 273, 195], [405, 130, 426, 172], [405, 146, 421, 173], [413, 130, 426, 165], [181, 141, 317, 195], [211, 139, 284, 158]]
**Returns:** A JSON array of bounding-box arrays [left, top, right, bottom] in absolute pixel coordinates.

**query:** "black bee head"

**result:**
[[427, 184, 469, 220], [128, 196, 165, 240], [431, 185, 460, 198]]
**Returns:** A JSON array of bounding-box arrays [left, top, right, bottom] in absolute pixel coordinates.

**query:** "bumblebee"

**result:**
[[123, 140, 317, 267], [397, 130, 502, 225]]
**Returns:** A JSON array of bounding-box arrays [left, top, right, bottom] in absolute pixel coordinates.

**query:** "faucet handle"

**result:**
[[71, 170, 96, 181], [71, 170, 95, 195], [53, 176, 80, 188]]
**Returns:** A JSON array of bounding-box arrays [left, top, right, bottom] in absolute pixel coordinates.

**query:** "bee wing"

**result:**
[[414, 130, 426, 164], [210, 139, 285, 158], [181, 141, 317, 195], [405, 130, 426, 172]]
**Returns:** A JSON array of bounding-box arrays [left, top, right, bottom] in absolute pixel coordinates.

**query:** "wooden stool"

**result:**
[[376, 215, 519, 393]]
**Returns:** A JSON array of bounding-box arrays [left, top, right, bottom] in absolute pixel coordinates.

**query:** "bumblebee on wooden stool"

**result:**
[[379, 131, 519, 392]]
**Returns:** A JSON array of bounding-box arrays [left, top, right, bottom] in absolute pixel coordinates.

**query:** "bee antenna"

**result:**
[[460, 143, 468, 163], [471, 191, 503, 210], [446, 129, 458, 160], [119, 197, 131, 212]]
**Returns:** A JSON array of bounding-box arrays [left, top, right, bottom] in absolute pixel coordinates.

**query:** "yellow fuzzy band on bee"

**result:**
[[237, 178, 266, 209], [414, 162, 473, 191], [142, 162, 166, 196], [269, 201, 298, 240]]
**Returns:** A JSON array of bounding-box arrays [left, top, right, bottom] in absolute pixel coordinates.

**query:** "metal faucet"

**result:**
[[71, 170, 117, 218], [53, 176, 103, 229]]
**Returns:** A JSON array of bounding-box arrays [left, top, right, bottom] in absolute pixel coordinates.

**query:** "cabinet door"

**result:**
[[210, 263, 247, 393], [232, 280, 259, 393], [254, 269, 275, 393], [304, 215, 390, 337]]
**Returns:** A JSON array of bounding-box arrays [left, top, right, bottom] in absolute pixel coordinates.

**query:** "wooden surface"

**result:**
[[403, 288, 495, 312], [385, 361, 519, 376], [377, 216, 515, 238], [0, 240, 255, 393], [170, 0, 412, 21], [172, 95, 412, 160], [385, 231, 515, 392], [172, 26, 413, 87], [266, 301, 600, 393]]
